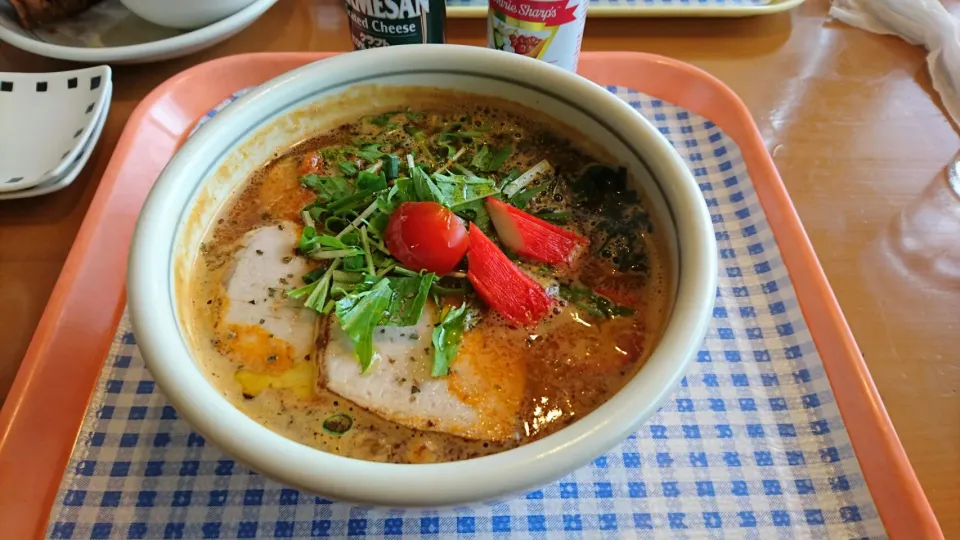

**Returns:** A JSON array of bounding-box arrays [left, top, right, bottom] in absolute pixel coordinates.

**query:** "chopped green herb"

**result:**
[[342, 254, 366, 271], [559, 285, 636, 319], [315, 234, 353, 250], [503, 160, 553, 198], [509, 182, 551, 209], [322, 413, 353, 436], [470, 144, 512, 172], [383, 273, 437, 326], [302, 267, 325, 284], [326, 191, 375, 214], [288, 260, 340, 312], [431, 303, 469, 377], [437, 127, 488, 144], [369, 212, 391, 236], [324, 216, 348, 234], [411, 166, 445, 203], [433, 173, 500, 209], [356, 143, 384, 163], [335, 278, 393, 372], [298, 227, 364, 258], [430, 282, 471, 296], [534, 210, 571, 224], [338, 161, 358, 176], [367, 111, 400, 127], [301, 175, 351, 201], [382, 154, 400, 181], [359, 227, 376, 276], [296, 226, 320, 254], [498, 167, 521, 190], [453, 198, 494, 234]]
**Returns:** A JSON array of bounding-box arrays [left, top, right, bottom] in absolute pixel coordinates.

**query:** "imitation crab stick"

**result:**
[[467, 223, 552, 327], [486, 197, 588, 265]]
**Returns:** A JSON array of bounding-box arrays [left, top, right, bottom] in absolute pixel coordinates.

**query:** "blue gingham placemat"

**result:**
[[45, 86, 886, 539]]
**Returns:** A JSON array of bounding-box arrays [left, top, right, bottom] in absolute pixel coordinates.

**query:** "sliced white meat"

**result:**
[[216, 223, 318, 373], [321, 304, 526, 442]]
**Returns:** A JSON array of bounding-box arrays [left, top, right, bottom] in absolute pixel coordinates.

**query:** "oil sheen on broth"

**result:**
[[188, 96, 669, 464]]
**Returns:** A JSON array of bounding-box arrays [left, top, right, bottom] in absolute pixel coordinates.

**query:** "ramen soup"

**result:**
[[187, 94, 669, 464]]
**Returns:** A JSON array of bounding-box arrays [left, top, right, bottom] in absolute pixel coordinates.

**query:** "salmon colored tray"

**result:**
[[0, 52, 940, 539]]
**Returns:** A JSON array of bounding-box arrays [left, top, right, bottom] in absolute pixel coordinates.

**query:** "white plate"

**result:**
[[0, 66, 111, 192], [0, 82, 111, 201], [0, 0, 278, 64]]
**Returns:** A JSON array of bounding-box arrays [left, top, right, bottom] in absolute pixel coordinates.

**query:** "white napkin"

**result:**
[[830, 0, 960, 130]]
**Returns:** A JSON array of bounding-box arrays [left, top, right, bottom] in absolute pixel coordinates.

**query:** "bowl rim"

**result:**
[[119, 0, 261, 29], [0, 0, 278, 63], [128, 44, 717, 507]]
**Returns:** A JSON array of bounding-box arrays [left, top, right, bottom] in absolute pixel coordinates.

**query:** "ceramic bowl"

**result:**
[[119, 0, 259, 29], [0, 0, 279, 64], [128, 45, 717, 507], [0, 65, 111, 192]]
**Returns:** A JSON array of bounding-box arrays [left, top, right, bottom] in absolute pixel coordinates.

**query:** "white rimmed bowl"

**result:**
[[128, 45, 717, 507], [0, 66, 111, 192], [0, 0, 278, 64], [119, 0, 259, 29]]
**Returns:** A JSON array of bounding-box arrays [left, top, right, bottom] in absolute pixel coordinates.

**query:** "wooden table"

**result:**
[[1, 0, 957, 534]]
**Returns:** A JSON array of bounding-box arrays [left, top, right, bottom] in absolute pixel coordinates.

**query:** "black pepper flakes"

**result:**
[[256, 249, 264, 255], [248, 300, 256, 305], [266, 355, 277, 363], [282, 256, 293, 264], [410, 385, 421, 395], [279, 278, 289, 285], [259, 319, 265, 325]]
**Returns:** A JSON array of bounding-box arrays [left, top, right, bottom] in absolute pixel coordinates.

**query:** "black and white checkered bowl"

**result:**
[[0, 65, 111, 193]]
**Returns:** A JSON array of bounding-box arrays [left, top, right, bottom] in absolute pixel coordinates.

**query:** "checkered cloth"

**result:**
[[447, 0, 770, 9], [45, 87, 886, 539]]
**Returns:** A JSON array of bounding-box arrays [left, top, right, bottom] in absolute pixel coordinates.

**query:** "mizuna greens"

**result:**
[[285, 107, 646, 376]]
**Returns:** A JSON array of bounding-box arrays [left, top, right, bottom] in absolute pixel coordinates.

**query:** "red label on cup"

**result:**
[[489, 0, 579, 25]]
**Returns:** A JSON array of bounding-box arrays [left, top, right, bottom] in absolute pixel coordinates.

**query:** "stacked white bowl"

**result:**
[[0, 65, 112, 200]]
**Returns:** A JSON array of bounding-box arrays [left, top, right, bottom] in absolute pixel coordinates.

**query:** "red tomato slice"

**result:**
[[385, 202, 469, 274]]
